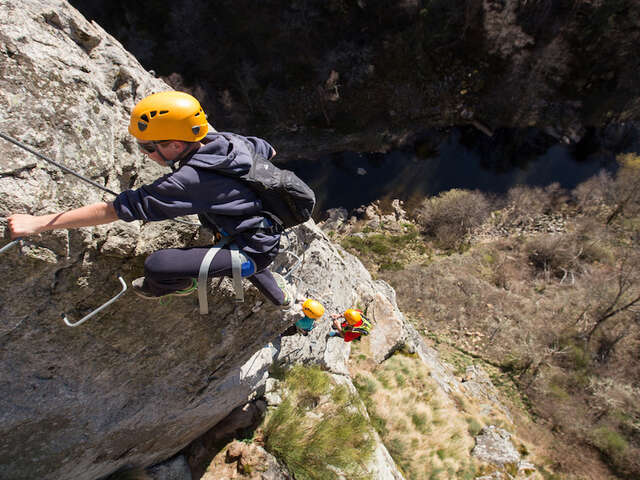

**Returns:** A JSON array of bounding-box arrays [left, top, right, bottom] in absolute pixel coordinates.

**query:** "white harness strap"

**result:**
[[198, 237, 230, 315], [230, 243, 244, 303], [197, 237, 256, 314]]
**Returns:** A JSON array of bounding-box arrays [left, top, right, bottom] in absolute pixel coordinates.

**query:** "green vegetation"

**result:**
[[592, 427, 629, 463], [263, 365, 374, 480], [340, 224, 426, 273], [466, 417, 483, 437]]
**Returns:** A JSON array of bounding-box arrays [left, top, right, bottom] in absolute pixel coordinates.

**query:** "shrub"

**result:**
[[286, 365, 330, 396], [591, 426, 629, 462], [574, 154, 640, 224], [524, 235, 580, 278], [380, 259, 404, 271], [353, 374, 377, 398], [410, 411, 428, 433], [573, 170, 615, 216], [415, 189, 491, 250], [500, 183, 568, 226], [607, 153, 640, 224], [376, 372, 392, 389], [466, 417, 483, 436], [342, 234, 390, 255]]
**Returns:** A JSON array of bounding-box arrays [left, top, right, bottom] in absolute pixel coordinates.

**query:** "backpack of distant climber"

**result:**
[[344, 309, 372, 337]]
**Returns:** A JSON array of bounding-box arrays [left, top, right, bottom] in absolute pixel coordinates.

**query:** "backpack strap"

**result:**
[[199, 213, 279, 237], [352, 316, 372, 335]]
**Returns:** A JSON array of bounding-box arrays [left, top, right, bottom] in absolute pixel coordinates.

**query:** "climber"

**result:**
[[6, 91, 293, 306], [294, 298, 325, 335], [328, 308, 372, 342]]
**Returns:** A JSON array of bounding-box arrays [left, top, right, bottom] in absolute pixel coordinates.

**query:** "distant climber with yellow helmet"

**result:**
[[7, 91, 294, 306], [293, 298, 325, 335], [329, 308, 372, 342]]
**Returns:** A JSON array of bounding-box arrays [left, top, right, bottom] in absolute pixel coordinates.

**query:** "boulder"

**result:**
[[201, 440, 292, 480], [472, 426, 521, 466]]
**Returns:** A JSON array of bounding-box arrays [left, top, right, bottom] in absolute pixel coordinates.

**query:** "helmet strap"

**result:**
[[156, 141, 198, 171], [155, 147, 176, 171]]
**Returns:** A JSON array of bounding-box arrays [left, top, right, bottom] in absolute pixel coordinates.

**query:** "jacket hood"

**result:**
[[184, 132, 251, 175]]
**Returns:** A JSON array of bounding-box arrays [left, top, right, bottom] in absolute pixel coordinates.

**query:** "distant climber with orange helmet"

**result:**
[[7, 91, 294, 306], [329, 308, 372, 342], [294, 298, 325, 335]]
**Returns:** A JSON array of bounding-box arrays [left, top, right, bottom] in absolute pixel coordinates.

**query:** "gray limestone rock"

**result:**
[[472, 426, 521, 466], [462, 365, 513, 422]]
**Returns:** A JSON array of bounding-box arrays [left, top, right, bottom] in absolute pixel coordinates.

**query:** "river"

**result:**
[[279, 126, 638, 218]]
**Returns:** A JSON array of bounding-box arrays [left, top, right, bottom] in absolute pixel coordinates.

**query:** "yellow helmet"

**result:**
[[344, 309, 362, 325], [302, 298, 325, 319], [128, 91, 208, 142]]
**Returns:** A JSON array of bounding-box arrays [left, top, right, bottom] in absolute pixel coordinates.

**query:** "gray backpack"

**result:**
[[216, 133, 316, 231]]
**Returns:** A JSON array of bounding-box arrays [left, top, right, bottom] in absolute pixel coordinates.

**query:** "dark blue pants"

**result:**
[[143, 246, 284, 305]]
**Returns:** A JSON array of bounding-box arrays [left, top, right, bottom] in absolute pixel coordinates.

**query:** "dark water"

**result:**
[[280, 126, 638, 219]]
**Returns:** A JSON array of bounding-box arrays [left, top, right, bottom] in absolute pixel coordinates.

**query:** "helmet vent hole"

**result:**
[[140, 114, 149, 122], [194, 112, 201, 117], [150, 110, 157, 118], [159, 110, 169, 115], [137, 121, 147, 132], [192, 126, 201, 135]]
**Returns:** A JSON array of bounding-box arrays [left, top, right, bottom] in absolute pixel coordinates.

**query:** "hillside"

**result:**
[[329, 158, 640, 479]]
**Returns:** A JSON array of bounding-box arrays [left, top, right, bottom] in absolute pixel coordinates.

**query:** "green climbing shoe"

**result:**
[[132, 277, 197, 300]]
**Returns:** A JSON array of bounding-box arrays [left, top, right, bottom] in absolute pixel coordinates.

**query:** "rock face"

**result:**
[[68, 0, 640, 155], [0, 6, 401, 480]]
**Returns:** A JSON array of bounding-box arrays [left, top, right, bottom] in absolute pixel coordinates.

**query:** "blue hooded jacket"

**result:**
[[113, 132, 280, 256]]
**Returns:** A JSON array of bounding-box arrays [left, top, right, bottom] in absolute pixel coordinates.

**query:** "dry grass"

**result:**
[[351, 352, 478, 479], [328, 158, 640, 478]]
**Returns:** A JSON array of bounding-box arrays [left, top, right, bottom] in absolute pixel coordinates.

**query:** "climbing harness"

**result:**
[[63, 276, 128, 327], [351, 315, 373, 336], [197, 236, 257, 314], [0, 131, 199, 226]]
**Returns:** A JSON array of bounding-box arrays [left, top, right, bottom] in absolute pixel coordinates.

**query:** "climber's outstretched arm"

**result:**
[[7, 201, 119, 238]]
